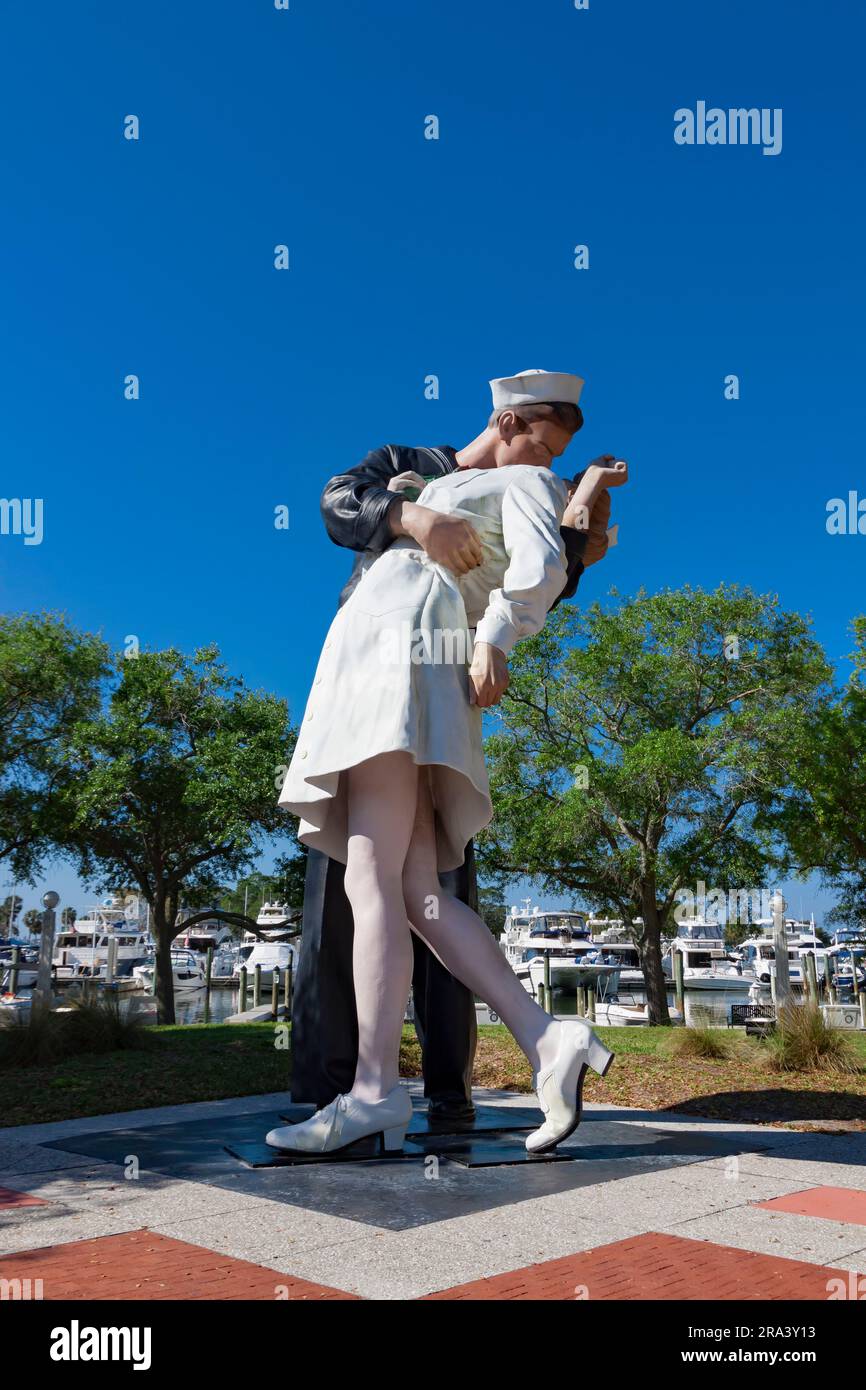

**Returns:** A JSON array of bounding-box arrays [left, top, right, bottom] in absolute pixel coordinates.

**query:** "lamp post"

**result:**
[[33, 890, 60, 1015], [771, 890, 791, 1009]]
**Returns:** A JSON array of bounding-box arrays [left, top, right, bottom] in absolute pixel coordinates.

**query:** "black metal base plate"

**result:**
[[278, 1102, 539, 1135], [227, 1127, 573, 1169], [226, 1138, 418, 1167], [405, 1130, 574, 1166]]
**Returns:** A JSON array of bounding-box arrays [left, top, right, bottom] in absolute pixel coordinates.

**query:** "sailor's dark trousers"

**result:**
[[290, 843, 479, 1109]]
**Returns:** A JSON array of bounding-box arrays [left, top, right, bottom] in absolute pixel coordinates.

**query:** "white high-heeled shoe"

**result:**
[[525, 1020, 614, 1153], [265, 1083, 413, 1155]]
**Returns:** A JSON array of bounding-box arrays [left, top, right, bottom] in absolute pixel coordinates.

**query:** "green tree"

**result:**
[[22, 907, 41, 933], [219, 846, 307, 922], [0, 894, 24, 938], [763, 617, 866, 934], [477, 885, 507, 939], [272, 845, 308, 911], [0, 614, 109, 881], [724, 919, 755, 950], [478, 586, 831, 1023], [55, 645, 295, 1023]]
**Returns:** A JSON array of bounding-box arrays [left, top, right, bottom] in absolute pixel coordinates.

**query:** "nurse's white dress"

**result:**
[[278, 463, 569, 872]]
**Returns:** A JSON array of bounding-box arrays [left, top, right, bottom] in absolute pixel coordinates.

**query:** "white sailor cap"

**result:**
[[489, 368, 584, 411]]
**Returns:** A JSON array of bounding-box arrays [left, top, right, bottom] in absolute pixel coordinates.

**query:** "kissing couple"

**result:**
[[271, 368, 628, 1156]]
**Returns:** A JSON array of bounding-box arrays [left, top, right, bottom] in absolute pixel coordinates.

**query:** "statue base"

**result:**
[[225, 1100, 573, 1168]]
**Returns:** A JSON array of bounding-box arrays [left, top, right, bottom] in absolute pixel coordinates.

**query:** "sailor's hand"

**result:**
[[468, 641, 509, 708], [396, 503, 484, 576]]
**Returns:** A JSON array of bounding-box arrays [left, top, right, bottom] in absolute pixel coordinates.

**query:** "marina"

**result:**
[[4, 891, 865, 1034]]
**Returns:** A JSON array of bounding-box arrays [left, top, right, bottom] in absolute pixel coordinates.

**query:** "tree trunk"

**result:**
[[639, 894, 671, 1025], [152, 893, 176, 1026]]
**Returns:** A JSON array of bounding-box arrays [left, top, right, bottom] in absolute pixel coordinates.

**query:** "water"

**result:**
[[10, 984, 249, 1027], [553, 986, 754, 1026], [173, 986, 245, 1024]]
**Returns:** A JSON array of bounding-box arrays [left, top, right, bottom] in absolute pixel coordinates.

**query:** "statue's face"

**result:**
[[495, 413, 576, 470]]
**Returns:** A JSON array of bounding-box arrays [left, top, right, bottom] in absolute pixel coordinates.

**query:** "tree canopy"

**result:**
[[478, 585, 832, 1021], [0, 613, 109, 882], [54, 643, 296, 1022], [761, 617, 866, 933]]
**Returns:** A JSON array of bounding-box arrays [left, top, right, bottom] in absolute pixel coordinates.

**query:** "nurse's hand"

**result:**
[[469, 642, 509, 707], [392, 501, 484, 576]]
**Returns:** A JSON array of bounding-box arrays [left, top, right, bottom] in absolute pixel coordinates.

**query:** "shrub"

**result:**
[[665, 1022, 736, 1061], [764, 1002, 860, 1074], [0, 996, 150, 1068]]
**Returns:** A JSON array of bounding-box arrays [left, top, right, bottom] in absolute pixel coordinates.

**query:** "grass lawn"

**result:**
[[403, 1025, 866, 1131], [0, 1023, 291, 1128], [1, 1021, 865, 1130]]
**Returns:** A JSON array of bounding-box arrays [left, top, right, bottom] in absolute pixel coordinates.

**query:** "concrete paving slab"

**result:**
[[159, 1207, 644, 1300], [0, 1162, 261, 1222], [656, 1203, 866, 1267], [528, 1164, 810, 1228]]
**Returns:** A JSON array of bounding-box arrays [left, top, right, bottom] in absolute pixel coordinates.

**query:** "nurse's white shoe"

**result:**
[[265, 1084, 413, 1155], [525, 1021, 615, 1154]]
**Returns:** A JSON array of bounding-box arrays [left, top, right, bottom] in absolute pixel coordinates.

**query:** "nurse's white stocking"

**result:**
[[343, 751, 419, 1104]]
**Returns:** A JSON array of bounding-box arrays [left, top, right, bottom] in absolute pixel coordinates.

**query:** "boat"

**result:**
[[52, 896, 152, 982], [172, 908, 234, 956], [664, 920, 751, 991], [826, 930, 866, 990], [0, 991, 33, 1019], [0, 940, 39, 990], [232, 939, 298, 986], [737, 917, 827, 989], [597, 998, 684, 1026], [255, 901, 299, 937], [132, 948, 207, 993], [210, 942, 242, 978], [499, 902, 621, 996], [586, 920, 645, 986]]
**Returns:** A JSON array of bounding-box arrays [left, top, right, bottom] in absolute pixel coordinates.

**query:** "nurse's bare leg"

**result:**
[[343, 751, 418, 1104], [402, 772, 561, 1077]]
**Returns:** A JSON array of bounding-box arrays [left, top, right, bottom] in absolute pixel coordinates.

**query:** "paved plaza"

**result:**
[[2, 1084, 865, 1300]]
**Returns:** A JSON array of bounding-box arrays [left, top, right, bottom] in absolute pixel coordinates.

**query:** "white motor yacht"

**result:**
[[597, 998, 684, 1026], [499, 903, 620, 998], [826, 930, 866, 989], [232, 939, 298, 985], [663, 920, 751, 991], [53, 897, 152, 982], [255, 902, 299, 938], [0, 941, 39, 990], [737, 917, 827, 989], [586, 920, 645, 986], [172, 908, 234, 956], [132, 948, 207, 993]]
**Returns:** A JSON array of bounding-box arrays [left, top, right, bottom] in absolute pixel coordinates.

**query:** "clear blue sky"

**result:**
[[2, 0, 864, 924]]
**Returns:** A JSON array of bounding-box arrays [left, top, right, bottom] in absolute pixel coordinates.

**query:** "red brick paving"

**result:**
[[755, 1185, 866, 1226], [423, 1232, 865, 1300], [0, 1230, 358, 1300], [4, 1226, 864, 1301], [0, 1185, 50, 1208]]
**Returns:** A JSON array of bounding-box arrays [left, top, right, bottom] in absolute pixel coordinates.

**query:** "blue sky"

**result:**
[[2, 0, 864, 924]]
